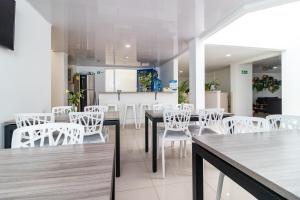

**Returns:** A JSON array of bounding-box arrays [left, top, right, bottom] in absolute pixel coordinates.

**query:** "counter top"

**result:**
[[99, 91, 176, 94]]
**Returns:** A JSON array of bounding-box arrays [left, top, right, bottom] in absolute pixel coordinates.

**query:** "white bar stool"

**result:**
[[139, 103, 151, 129], [107, 104, 118, 112], [123, 104, 138, 129]]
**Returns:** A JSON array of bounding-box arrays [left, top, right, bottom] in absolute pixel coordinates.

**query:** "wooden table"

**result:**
[[3, 111, 121, 177], [0, 143, 115, 200], [192, 131, 300, 200], [145, 110, 233, 173]]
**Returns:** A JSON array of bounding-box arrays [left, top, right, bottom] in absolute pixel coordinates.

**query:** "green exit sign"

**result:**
[[241, 70, 248, 75]]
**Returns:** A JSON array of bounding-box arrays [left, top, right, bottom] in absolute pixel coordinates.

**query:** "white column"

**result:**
[[189, 38, 205, 109], [230, 63, 253, 116], [51, 52, 68, 107], [282, 46, 300, 115]]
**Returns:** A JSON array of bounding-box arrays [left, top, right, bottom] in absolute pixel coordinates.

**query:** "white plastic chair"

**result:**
[[107, 104, 118, 112], [15, 113, 55, 128], [11, 123, 84, 149], [84, 105, 108, 113], [177, 104, 194, 111], [159, 110, 192, 178], [69, 112, 108, 143], [52, 106, 73, 115], [266, 115, 300, 131], [216, 116, 269, 200], [189, 108, 224, 136]]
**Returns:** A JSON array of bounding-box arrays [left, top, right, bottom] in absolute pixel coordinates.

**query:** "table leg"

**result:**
[[192, 143, 203, 200], [152, 120, 157, 173], [115, 121, 120, 177], [145, 115, 149, 152]]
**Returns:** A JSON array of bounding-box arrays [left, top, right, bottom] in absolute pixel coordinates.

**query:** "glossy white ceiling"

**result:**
[[27, 0, 279, 66]]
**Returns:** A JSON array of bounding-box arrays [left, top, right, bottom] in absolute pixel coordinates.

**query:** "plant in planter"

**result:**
[[139, 73, 152, 92], [66, 89, 84, 111], [205, 80, 220, 91], [178, 81, 189, 104], [253, 75, 281, 93]]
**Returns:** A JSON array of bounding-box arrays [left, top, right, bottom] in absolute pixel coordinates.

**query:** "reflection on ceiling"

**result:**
[[253, 56, 281, 73], [27, 0, 266, 67]]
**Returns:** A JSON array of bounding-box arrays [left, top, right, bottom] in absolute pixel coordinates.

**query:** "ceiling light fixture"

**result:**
[[125, 56, 129, 59], [179, 70, 183, 73], [125, 44, 131, 48], [226, 54, 232, 57], [273, 66, 278, 69]]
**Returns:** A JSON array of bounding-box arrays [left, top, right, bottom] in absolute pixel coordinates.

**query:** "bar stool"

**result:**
[[123, 104, 138, 129], [138, 103, 151, 129], [107, 104, 118, 112]]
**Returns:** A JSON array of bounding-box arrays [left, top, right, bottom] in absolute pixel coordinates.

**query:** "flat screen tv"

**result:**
[[0, 0, 16, 50]]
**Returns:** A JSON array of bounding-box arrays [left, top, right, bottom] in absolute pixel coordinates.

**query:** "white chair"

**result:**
[[153, 104, 165, 111], [84, 105, 108, 113], [189, 108, 224, 136], [107, 104, 118, 112], [139, 103, 151, 129], [153, 104, 175, 111], [15, 113, 55, 128], [52, 106, 73, 115], [216, 116, 269, 200], [159, 110, 192, 178], [11, 123, 84, 148], [123, 104, 138, 129], [266, 115, 300, 131], [69, 112, 108, 143]]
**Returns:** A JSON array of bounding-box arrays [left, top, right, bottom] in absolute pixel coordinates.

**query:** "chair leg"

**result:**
[[216, 172, 225, 200], [133, 107, 138, 129], [179, 141, 183, 158], [183, 141, 187, 157], [171, 141, 174, 148], [162, 142, 165, 178], [123, 107, 127, 128], [139, 106, 143, 129]]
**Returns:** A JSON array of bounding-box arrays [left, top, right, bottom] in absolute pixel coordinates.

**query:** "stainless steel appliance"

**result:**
[[74, 73, 95, 111]]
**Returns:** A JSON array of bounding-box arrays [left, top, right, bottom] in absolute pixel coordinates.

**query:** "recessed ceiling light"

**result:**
[[226, 54, 231, 57], [125, 56, 129, 59], [273, 66, 278, 69], [125, 44, 131, 48], [179, 70, 183, 73]]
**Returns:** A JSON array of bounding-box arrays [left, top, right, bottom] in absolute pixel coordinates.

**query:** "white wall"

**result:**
[[282, 46, 300, 115], [160, 58, 179, 88], [0, 0, 51, 147], [230, 63, 253, 116], [51, 52, 68, 107], [206, 67, 231, 92], [252, 72, 282, 102]]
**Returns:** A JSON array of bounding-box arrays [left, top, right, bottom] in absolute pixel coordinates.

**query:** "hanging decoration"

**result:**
[[253, 75, 281, 93]]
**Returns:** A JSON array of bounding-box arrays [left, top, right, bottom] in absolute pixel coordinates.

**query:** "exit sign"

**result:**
[[241, 70, 248, 75]]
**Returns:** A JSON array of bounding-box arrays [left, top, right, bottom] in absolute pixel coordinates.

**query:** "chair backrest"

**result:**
[[52, 106, 72, 115], [180, 104, 194, 111], [11, 123, 84, 149], [15, 113, 55, 128], [153, 104, 165, 111], [153, 104, 175, 111], [84, 105, 108, 113], [266, 115, 300, 131], [163, 110, 192, 132], [69, 112, 105, 141], [198, 108, 224, 127], [107, 104, 118, 112], [223, 116, 269, 135]]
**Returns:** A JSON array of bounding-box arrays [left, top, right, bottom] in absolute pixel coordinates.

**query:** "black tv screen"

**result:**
[[0, 0, 16, 50]]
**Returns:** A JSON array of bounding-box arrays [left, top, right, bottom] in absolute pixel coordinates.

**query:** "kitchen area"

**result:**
[[68, 64, 178, 125]]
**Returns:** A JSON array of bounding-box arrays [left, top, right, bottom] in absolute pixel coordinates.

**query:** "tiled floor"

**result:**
[[114, 126, 256, 200]]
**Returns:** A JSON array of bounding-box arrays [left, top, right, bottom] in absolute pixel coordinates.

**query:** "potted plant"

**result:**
[[139, 73, 152, 92], [66, 89, 84, 111], [178, 81, 189, 103], [205, 80, 220, 91]]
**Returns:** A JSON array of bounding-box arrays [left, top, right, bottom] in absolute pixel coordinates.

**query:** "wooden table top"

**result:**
[[146, 110, 233, 119], [193, 130, 300, 200], [55, 111, 120, 123], [0, 143, 115, 200]]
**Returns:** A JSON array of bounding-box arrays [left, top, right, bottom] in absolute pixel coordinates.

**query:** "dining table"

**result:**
[[144, 110, 233, 173], [3, 111, 121, 177], [192, 130, 300, 200], [0, 143, 115, 200]]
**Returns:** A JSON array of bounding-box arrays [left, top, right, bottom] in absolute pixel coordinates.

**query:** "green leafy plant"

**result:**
[[178, 81, 189, 104], [205, 80, 220, 91], [66, 89, 84, 106], [253, 75, 281, 93], [139, 73, 152, 91]]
